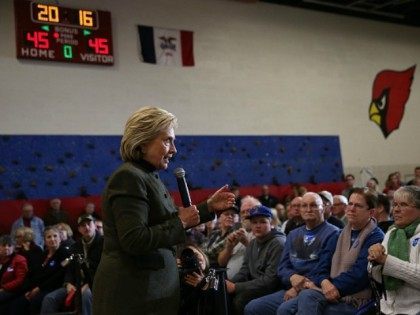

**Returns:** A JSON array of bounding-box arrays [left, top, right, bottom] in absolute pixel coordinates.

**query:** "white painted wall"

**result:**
[[1, 0, 419, 187]]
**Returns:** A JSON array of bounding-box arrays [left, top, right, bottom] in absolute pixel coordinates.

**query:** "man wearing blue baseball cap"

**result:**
[[225, 205, 286, 315]]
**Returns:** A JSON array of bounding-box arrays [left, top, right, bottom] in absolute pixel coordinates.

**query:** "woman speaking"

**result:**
[[93, 107, 235, 315]]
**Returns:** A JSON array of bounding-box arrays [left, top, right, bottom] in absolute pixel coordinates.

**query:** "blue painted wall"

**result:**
[[0, 135, 343, 200]]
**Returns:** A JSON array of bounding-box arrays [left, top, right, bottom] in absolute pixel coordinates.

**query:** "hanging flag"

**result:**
[[138, 25, 194, 66]]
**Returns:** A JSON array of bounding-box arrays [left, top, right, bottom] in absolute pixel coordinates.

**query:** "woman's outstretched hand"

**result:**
[[207, 185, 236, 214]]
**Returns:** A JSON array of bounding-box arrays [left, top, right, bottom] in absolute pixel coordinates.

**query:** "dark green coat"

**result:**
[[93, 160, 214, 315]]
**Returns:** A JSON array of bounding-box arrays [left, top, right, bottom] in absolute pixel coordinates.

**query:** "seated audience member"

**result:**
[[201, 206, 239, 266], [95, 220, 104, 236], [205, 216, 218, 237], [258, 185, 279, 208], [218, 196, 259, 279], [275, 203, 287, 223], [41, 214, 103, 315], [366, 177, 379, 194], [342, 174, 355, 199], [406, 166, 420, 186], [43, 198, 70, 227], [284, 197, 304, 235], [244, 192, 340, 315], [373, 193, 394, 233], [8, 226, 71, 314], [289, 188, 384, 315], [368, 185, 420, 315], [318, 191, 344, 229], [0, 235, 28, 305], [11, 203, 45, 248], [13, 227, 44, 288], [383, 172, 402, 201], [332, 194, 348, 225], [226, 205, 286, 315], [186, 224, 207, 247], [284, 184, 307, 205], [83, 202, 101, 220], [271, 209, 282, 230], [56, 223, 75, 250]]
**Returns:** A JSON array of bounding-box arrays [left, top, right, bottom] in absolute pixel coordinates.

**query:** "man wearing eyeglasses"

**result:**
[[368, 185, 420, 315], [244, 192, 340, 315], [285, 188, 384, 314], [332, 195, 348, 225]]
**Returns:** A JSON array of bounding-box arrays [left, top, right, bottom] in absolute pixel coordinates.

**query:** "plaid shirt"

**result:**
[[202, 227, 236, 266]]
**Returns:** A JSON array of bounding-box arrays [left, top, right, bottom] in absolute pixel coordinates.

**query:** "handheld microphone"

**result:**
[[174, 167, 192, 207]]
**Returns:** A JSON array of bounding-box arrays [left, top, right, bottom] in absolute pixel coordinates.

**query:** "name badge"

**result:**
[[304, 234, 315, 246]]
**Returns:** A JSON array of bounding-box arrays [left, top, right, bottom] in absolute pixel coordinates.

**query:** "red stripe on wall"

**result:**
[[180, 30, 194, 66]]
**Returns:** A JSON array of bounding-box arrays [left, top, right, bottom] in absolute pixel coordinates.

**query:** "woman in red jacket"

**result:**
[[0, 235, 28, 304]]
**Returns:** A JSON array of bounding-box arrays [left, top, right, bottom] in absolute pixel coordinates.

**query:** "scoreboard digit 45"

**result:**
[[14, 0, 114, 65]]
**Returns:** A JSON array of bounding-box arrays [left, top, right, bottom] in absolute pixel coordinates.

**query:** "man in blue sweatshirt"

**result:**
[[244, 192, 340, 315]]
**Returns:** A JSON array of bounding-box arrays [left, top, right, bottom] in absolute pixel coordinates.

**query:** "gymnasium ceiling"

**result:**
[[261, 0, 420, 28]]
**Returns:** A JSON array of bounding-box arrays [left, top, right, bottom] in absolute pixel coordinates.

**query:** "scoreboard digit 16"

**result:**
[[14, 0, 114, 66]]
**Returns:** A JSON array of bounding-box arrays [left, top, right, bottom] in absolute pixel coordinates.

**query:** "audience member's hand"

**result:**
[[226, 232, 239, 250], [66, 283, 76, 293], [303, 279, 317, 290], [25, 287, 40, 300], [290, 274, 306, 291], [184, 271, 204, 287], [283, 287, 298, 301], [225, 280, 236, 294], [236, 228, 250, 246], [368, 243, 387, 265], [207, 185, 236, 214], [178, 205, 200, 229], [321, 279, 340, 302]]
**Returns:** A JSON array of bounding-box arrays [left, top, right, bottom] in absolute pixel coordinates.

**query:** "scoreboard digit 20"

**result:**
[[14, 0, 114, 65]]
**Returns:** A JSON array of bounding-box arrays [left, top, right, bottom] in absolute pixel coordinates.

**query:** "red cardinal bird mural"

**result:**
[[369, 65, 415, 138]]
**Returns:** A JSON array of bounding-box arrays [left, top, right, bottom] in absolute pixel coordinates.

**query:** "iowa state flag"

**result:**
[[138, 25, 194, 66]]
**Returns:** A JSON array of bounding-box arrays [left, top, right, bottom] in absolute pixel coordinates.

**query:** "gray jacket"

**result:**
[[232, 229, 286, 293]]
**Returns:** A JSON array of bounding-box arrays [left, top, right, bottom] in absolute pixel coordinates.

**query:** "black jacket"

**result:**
[[29, 246, 71, 292], [64, 232, 103, 287]]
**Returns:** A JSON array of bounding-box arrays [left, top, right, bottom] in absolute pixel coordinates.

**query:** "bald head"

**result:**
[[300, 192, 324, 228]]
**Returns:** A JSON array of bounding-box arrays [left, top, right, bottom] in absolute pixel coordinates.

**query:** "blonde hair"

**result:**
[[15, 226, 34, 243], [120, 107, 177, 162], [55, 223, 73, 238], [270, 209, 281, 226]]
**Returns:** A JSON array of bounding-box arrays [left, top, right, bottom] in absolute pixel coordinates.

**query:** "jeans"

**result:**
[[41, 286, 93, 315], [244, 290, 286, 315], [296, 289, 357, 315]]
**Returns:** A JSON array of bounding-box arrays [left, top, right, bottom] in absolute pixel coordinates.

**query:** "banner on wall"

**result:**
[[369, 65, 415, 138], [138, 25, 194, 66]]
